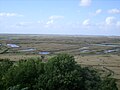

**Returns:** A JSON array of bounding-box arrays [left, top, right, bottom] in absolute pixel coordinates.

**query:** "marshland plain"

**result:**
[[0, 34, 120, 89]]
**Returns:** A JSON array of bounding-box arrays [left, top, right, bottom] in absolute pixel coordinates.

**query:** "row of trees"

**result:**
[[0, 54, 118, 90]]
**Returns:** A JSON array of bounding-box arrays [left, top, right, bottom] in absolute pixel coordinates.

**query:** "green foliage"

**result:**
[[7, 85, 28, 90], [0, 59, 13, 75], [36, 54, 83, 90], [100, 78, 118, 90], [3, 58, 43, 90], [0, 59, 13, 89], [0, 54, 118, 90]]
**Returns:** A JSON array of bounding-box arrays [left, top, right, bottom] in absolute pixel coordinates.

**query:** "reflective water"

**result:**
[[104, 49, 119, 53], [92, 44, 120, 47], [19, 49, 36, 52], [7, 44, 20, 48], [38, 51, 50, 55]]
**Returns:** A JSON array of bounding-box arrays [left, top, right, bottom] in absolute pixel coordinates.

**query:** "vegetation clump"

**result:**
[[0, 54, 118, 90]]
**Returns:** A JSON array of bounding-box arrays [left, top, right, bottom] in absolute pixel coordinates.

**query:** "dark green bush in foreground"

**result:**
[[0, 54, 118, 90]]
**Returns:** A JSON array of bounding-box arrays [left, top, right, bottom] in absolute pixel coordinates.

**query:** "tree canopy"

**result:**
[[0, 54, 118, 90]]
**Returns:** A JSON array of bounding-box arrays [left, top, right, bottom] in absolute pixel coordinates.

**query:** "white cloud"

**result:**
[[80, 0, 91, 7], [91, 9, 102, 16], [108, 9, 120, 14], [49, 15, 64, 20], [105, 16, 116, 25], [46, 20, 54, 25], [117, 21, 120, 27], [82, 19, 90, 26], [37, 21, 41, 23], [45, 15, 64, 28], [0, 12, 23, 17], [16, 22, 33, 27], [37, 20, 44, 24], [45, 20, 54, 28], [96, 9, 102, 14]]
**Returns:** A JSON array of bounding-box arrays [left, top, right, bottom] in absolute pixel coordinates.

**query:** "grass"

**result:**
[[75, 54, 120, 89]]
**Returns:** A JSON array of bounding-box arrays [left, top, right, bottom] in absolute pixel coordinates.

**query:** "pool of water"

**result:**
[[104, 49, 119, 53], [7, 44, 20, 48], [80, 50, 90, 53], [92, 44, 120, 47], [19, 48, 36, 52], [38, 51, 50, 55], [79, 47, 89, 50]]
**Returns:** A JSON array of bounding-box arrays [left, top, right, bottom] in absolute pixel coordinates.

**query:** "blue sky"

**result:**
[[0, 0, 120, 36]]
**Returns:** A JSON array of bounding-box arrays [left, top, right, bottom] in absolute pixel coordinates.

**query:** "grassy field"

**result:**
[[0, 34, 120, 89]]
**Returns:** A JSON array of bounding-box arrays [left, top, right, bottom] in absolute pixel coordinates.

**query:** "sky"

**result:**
[[0, 0, 120, 36]]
